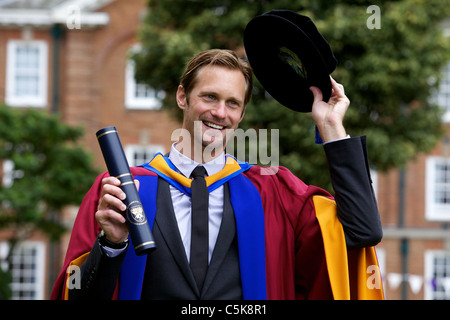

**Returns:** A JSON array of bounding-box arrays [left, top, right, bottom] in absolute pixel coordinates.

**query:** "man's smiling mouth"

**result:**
[[203, 121, 225, 130]]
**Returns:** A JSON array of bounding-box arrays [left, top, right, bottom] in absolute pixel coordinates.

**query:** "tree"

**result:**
[[0, 104, 98, 299], [133, 0, 450, 191]]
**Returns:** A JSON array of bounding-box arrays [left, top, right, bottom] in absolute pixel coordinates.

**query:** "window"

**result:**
[[5, 40, 48, 107], [425, 250, 450, 300], [124, 49, 165, 110], [125, 144, 165, 167], [433, 62, 450, 122], [0, 241, 46, 300], [426, 156, 450, 221]]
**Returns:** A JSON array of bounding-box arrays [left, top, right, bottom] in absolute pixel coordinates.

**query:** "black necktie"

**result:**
[[190, 165, 209, 290]]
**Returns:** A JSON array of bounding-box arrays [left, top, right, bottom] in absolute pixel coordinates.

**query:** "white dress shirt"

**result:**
[[168, 143, 226, 263]]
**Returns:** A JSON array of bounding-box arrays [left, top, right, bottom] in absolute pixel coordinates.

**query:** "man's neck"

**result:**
[[174, 139, 225, 164], [170, 142, 226, 177]]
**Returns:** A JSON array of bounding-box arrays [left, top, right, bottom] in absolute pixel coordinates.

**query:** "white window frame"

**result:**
[[426, 156, 450, 221], [435, 63, 450, 123], [125, 144, 165, 167], [425, 250, 450, 300], [124, 44, 164, 110], [5, 40, 48, 108], [0, 241, 46, 300]]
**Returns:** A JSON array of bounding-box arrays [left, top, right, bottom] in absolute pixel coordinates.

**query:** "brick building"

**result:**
[[0, 0, 180, 299], [0, 0, 449, 300], [376, 120, 450, 299]]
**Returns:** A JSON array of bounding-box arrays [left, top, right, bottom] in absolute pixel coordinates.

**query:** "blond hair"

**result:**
[[180, 49, 253, 106]]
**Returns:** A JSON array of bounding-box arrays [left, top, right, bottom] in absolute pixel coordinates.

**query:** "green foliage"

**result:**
[[320, 0, 449, 171], [134, 0, 449, 192], [0, 267, 12, 300], [0, 104, 98, 242]]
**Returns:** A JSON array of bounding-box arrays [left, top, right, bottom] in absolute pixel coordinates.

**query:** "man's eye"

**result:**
[[228, 100, 240, 108]]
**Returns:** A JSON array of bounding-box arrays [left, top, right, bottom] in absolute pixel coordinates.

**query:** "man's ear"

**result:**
[[176, 85, 187, 110]]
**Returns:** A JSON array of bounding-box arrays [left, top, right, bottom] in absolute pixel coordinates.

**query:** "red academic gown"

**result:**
[[51, 154, 383, 300]]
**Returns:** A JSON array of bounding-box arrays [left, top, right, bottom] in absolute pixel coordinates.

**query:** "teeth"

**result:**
[[204, 121, 224, 130]]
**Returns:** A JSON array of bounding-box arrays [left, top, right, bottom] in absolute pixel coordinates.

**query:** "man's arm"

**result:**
[[68, 237, 128, 300], [69, 175, 134, 300], [310, 77, 382, 249], [323, 136, 382, 249]]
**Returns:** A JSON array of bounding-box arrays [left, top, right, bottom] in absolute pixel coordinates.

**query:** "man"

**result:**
[[51, 49, 383, 300]]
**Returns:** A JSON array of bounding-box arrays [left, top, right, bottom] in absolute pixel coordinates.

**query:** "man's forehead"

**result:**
[[194, 65, 246, 92], [195, 64, 240, 78]]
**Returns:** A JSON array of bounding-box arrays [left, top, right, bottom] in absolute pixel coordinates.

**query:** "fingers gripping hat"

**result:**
[[244, 10, 337, 112]]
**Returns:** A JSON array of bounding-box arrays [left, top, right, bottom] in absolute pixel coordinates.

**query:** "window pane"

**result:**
[[6, 40, 47, 107], [124, 51, 164, 110], [5, 242, 45, 300], [125, 144, 165, 167], [13, 45, 40, 98], [434, 162, 450, 205], [435, 63, 450, 115], [430, 252, 450, 299]]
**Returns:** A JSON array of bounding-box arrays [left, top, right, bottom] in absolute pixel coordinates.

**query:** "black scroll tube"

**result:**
[[96, 126, 156, 255]]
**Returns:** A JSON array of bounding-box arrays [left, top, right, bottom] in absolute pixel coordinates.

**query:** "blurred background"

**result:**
[[0, 0, 449, 300]]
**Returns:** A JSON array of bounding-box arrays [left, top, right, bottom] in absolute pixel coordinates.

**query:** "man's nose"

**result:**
[[211, 101, 227, 119]]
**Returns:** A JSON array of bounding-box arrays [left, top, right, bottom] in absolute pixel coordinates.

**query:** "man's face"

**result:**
[[176, 65, 246, 157]]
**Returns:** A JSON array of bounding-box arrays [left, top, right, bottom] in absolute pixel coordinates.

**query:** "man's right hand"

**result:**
[[95, 177, 140, 244]]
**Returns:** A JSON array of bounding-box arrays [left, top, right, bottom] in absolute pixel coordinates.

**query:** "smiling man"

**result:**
[[175, 52, 251, 163], [51, 49, 383, 300]]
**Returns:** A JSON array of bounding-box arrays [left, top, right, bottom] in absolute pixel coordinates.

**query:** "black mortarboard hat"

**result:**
[[244, 10, 337, 112]]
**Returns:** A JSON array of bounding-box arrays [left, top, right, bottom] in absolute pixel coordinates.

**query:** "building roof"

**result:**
[[0, 0, 114, 28], [0, 0, 67, 9]]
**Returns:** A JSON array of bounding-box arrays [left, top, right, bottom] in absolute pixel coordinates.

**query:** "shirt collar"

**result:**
[[168, 143, 226, 178]]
